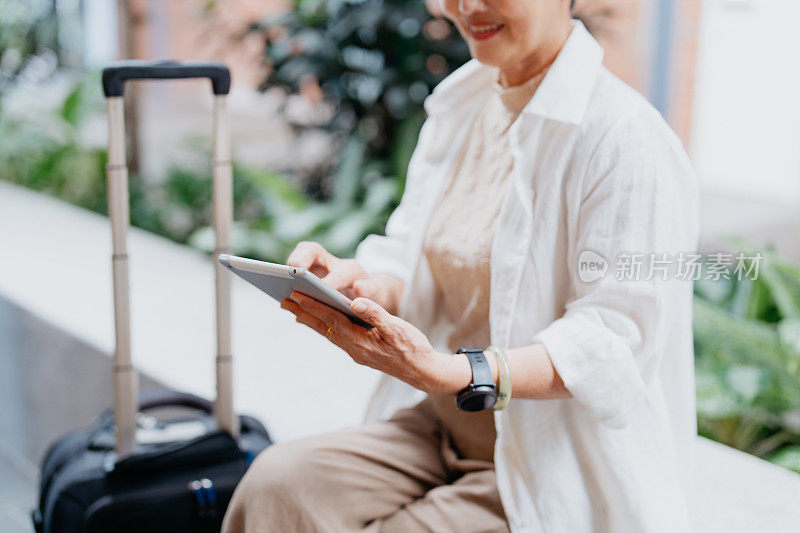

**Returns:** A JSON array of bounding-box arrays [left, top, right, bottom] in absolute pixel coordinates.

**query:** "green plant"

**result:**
[[694, 250, 800, 472], [254, 0, 469, 162], [189, 134, 399, 261], [0, 74, 274, 251], [0, 0, 59, 96], [0, 74, 107, 211]]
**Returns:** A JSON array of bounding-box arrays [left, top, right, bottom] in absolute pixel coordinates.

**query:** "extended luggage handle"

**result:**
[[102, 61, 231, 97], [103, 60, 238, 459]]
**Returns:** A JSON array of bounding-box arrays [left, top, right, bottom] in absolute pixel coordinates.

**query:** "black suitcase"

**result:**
[[32, 61, 272, 533], [33, 390, 271, 533]]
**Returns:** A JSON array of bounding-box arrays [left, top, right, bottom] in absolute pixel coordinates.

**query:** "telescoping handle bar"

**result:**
[[102, 60, 231, 97], [102, 60, 237, 459]]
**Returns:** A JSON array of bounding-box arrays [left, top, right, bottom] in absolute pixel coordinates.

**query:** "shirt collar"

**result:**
[[424, 20, 604, 126]]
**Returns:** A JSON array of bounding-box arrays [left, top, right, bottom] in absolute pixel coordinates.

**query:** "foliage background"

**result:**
[[694, 250, 800, 473]]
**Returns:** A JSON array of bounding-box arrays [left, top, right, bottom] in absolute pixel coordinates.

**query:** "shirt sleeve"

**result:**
[[533, 109, 698, 428], [354, 204, 413, 283]]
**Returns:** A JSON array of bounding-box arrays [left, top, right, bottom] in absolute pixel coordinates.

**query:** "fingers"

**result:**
[[281, 298, 316, 326], [281, 298, 339, 340], [321, 259, 361, 291], [287, 292, 357, 338], [349, 297, 392, 328], [352, 275, 403, 315], [351, 278, 388, 309], [286, 241, 332, 270], [351, 278, 374, 298]]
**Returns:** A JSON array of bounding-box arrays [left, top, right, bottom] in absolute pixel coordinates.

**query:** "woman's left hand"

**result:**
[[281, 292, 470, 395]]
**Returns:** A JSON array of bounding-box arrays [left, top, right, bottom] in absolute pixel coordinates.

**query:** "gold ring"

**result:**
[[326, 327, 334, 340]]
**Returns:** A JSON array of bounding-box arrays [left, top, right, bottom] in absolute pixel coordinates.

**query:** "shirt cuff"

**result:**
[[533, 316, 646, 428]]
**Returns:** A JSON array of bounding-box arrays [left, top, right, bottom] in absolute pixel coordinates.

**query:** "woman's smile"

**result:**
[[441, 0, 571, 86], [468, 22, 505, 41]]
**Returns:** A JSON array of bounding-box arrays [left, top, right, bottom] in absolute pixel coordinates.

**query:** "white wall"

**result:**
[[81, 0, 118, 67], [691, 0, 800, 206]]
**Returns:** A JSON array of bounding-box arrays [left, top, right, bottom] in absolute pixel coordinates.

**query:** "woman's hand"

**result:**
[[286, 241, 367, 291], [281, 291, 471, 395], [349, 273, 404, 316], [286, 241, 403, 314]]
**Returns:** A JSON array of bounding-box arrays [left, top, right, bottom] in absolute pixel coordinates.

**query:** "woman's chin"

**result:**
[[465, 36, 513, 67], [469, 49, 507, 69]]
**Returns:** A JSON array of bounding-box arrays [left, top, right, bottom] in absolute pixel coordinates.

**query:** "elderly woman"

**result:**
[[223, 0, 698, 531]]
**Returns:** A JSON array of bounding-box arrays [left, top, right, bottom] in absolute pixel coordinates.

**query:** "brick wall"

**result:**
[[576, 0, 702, 146]]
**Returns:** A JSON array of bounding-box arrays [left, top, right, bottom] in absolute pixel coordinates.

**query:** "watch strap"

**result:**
[[457, 348, 494, 388]]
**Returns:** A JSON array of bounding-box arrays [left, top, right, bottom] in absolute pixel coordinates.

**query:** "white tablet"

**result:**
[[218, 254, 371, 328]]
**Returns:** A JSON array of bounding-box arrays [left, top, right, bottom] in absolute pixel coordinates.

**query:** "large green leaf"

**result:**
[[188, 224, 286, 262], [761, 259, 800, 320], [240, 167, 308, 215], [696, 363, 754, 419], [272, 202, 349, 242], [694, 296, 800, 413], [362, 178, 398, 213], [693, 297, 784, 368], [768, 446, 800, 474], [315, 208, 377, 256], [59, 84, 84, 127], [694, 276, 735, 307], [330, 135, 366, 205], [390, 110, 424, 183], [778, 319, 800, 375]]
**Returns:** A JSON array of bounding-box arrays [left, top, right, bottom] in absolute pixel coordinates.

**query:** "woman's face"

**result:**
[[440, 0, 571, 75]]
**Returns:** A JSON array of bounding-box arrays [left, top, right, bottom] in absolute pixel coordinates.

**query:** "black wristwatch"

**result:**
[[455, 348, 497, 412]]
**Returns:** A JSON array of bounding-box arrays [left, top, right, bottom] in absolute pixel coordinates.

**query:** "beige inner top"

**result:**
[[422, 69, 547, 462]]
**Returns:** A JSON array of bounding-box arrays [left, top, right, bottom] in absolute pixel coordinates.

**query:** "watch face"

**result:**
[[457, 387, 497, 412]]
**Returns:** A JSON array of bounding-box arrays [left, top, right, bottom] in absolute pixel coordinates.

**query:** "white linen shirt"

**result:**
[[355, 21, 699, 533]]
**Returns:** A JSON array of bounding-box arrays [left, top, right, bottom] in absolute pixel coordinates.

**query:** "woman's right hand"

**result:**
[[286, 241, 404, 315]]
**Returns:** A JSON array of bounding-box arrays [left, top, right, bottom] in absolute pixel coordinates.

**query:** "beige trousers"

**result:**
[[222, 400, 508, 532]]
